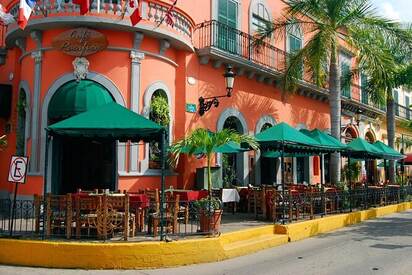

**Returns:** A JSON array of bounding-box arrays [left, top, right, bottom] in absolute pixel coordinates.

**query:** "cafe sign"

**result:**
[[52, 28, 108, 57]]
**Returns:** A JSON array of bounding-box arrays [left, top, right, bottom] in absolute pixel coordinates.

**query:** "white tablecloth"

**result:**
[[221, 189, 240, 203]]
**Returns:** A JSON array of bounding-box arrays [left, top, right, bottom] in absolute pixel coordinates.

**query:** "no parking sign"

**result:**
[[8, 156, 28, 184]]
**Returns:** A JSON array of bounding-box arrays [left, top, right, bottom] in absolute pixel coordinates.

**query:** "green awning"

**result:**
[[255, 122, 337, 155], [373, 141, 405, 160], [344, 138, 383, 159], [300, 129, 347, 151], [47, 102, 164, 142], [48, 80, 114, 120], [180, 136, 248, 155], [262, 151, 315, 158]]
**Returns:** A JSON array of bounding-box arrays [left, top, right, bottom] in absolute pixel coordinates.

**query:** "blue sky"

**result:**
[[373, 0, 412, 22]]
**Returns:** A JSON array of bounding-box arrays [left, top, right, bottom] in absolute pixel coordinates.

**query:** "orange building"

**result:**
[[0, 0, 410, 198]]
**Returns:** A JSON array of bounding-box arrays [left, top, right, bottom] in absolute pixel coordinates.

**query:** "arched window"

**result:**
[[250, 1, 270, 35], [149, 89, 170, 169], [287, 22, 302, 53], [16, 89, 27, 156]]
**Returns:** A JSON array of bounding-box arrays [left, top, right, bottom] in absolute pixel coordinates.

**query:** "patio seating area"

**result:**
[[1, 184, 411, 241]]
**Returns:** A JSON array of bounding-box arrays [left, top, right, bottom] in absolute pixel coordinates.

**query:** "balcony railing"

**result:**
[[194, 20, 288, 73], [396, 103, 411, 120], [7, 0, 194, 40]]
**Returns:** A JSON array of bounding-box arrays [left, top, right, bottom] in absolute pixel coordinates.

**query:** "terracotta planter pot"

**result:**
[[199, 209, 222, 234]]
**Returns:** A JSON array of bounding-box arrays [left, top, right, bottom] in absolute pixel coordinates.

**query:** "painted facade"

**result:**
[[0, 0, 411, 198]]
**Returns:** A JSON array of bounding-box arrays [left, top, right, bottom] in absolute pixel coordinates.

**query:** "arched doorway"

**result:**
[[260, 122, 278, 185], [222, 116, 245, 186], [365, 131, 377, 183], [148, 89, 170, 169], [48, 80, 115, 194]]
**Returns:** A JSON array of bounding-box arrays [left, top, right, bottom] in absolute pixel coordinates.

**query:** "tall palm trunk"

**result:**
[[329, 44, 341, 185], [386, 93, 396, 184]]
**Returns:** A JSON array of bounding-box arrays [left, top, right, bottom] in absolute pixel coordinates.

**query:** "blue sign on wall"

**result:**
[[186, 103, 197, 113]]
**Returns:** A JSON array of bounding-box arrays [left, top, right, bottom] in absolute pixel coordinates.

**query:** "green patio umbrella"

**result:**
[[256, 122, 322, 149], [300, 129, 347, 151], [373, 141, 405, 160], [344, 138, 384, 159]]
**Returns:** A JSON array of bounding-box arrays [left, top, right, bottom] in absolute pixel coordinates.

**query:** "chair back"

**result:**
[[145, 189, 160, 213]]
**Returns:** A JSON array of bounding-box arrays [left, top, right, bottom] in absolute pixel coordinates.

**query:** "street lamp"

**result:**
[[199, 65, 236, 116], [355, 109, 363, 126]]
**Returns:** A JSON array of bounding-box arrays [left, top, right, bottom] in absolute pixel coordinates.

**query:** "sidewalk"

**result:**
[[0, 202, 410, 269]]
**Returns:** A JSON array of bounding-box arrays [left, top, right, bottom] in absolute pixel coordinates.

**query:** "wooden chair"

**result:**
[[248, 187, 266, 218], [46, 193, 73, 239], [150, 194, 180, 237], [104, 194, 136, 240], [74, 195, 101, 239]]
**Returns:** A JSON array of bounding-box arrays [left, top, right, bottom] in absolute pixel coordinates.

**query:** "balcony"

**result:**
[[4, 0, 195, 51], [194, 20, 412, 121]]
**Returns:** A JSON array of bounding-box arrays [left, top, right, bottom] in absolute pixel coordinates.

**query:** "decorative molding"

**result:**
[[130, 50, 145, 63], [30, 50, 42, 63], [30, 30, 43, 49], [15, 38, 27, 54], [133, 32, 144, 49], [159, 39, 170, 56], [72, 57, 90, 81], [255, 115, 276, 134]]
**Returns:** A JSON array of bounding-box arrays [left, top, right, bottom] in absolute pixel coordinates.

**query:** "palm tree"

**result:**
[[0, 135, 7, 151], [169, 128, 259, 196], [256, 0, 412, 184], [360, 29, 412, 183]]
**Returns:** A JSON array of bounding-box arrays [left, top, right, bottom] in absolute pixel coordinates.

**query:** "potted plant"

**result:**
[[193, 196, 223, 234], [170, 128, 258, 234]]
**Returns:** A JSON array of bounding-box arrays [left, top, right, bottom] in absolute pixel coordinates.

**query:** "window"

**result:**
[[217, 0, 239, 53], [149, 90, 170, 169], [251, 2, 270, 34], [287, 23, 303, 78], [16, 89, 27, 156], [361, 73, 368, 104], [394, 90, 399, 116], [340, 52, 352, 98]]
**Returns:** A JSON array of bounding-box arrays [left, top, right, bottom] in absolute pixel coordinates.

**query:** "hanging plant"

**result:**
[[150, 95, 170, 126]]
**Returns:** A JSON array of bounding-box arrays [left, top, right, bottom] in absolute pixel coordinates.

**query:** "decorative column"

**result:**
[[30, 31, 43, 174], [128, 32, 145, 173]]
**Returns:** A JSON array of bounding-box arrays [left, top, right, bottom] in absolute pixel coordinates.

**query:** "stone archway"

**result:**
[[217, 108, 249, 185], [41, 73, 125, 193]]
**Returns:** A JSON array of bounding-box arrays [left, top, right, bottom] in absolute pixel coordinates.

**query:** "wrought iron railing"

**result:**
[[194, 20, 288, 73], [396, 103, 411, 120], [6, 0, 194, 40]]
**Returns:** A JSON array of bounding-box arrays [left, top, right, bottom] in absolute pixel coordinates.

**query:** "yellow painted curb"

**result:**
[[0, 202, 410, 269], [0, 226, 287, 269], [275, 202, 412, 242]]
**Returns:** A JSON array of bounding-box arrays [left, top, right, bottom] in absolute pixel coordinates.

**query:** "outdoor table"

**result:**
[[171, 190, 208, 202], [129, 194, 150, 209], [222, 188, 240, 214]]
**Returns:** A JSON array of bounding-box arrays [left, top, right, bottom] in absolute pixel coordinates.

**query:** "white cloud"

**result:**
[[380, 2, 401, 21]]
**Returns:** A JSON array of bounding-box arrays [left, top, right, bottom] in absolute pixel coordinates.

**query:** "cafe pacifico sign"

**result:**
[[52, 28, 108, 57]]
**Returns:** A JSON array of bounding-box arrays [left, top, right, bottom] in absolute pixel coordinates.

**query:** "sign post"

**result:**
[[7, 156, 28, 237]]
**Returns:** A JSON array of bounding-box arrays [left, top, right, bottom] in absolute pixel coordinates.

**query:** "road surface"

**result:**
[[1, 210, 412, 275]]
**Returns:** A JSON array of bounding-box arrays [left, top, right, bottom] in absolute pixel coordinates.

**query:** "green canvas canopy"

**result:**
[[262, 151, 315, 158], [180, 136, 248, 155], [373, 141, 405, 160], [47, 102, 165, 142], [300, 129, 347, 151], [48, 80, 114, 120], [344, 138, 383, 159]]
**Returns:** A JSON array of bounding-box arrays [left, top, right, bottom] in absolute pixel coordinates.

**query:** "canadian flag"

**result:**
[[128, 0, 142, 26], [73, 0, 90, 15], [17, 0, 35, 29], [0, 4, 15, 25]]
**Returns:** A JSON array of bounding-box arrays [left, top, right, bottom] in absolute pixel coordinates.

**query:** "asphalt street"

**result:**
[[1, 210, 412, 275]]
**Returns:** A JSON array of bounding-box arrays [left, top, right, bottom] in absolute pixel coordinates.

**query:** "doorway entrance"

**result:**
[[48, 80, 116, 194]]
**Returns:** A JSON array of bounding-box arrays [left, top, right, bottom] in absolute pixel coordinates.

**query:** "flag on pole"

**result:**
[[128, 0, 141, 26], [0, 4, 15, 25], [164, 0, 177, 27], [73, 0, 90, 15], [17, 0, 35, 29]]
